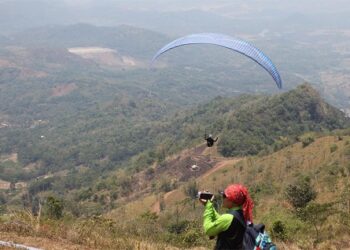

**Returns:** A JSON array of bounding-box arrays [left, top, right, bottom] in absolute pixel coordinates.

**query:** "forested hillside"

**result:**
[[0, 83, 348, 220], [218, 84, 349, 156]]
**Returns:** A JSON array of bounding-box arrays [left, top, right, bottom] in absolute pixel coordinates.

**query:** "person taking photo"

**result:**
[[199, 184, 254, 250]]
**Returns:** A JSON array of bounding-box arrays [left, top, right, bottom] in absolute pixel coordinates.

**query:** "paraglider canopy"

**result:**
[[151, 33, 282, 89]]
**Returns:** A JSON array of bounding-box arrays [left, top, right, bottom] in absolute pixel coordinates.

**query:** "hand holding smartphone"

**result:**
[[198, 191, 214, 201]]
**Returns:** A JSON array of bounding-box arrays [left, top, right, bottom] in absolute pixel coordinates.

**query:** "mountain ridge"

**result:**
[[10, 23, 169, 59]]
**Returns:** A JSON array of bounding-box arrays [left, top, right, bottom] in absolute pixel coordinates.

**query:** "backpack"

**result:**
[[231, 210, 277, 250]]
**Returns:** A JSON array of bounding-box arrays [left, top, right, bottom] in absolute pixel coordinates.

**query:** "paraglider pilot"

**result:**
[[205, 134, 218, 147]]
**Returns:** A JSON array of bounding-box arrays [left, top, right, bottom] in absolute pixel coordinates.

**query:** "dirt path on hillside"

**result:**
[[164, 190, 177, 200], [151, 190, 177, 214], [1, 153, 17, 163], [152, 201, 161, 214], [0, 240, 43, 250], [201, 158, 242, 180], [0, 232, 92, 250], [151, 158, 241, 214]]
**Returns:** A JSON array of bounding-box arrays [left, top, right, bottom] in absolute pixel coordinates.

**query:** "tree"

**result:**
[[45, 196, 64, 219], [285, 177, 316, 209], [298, 202, 334, 243], [184, 180, 198, 199], [183, 180, 199, 209]]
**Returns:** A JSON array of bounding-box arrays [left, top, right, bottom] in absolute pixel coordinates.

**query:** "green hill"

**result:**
[[147, 83, 349, 158], [218, 84, 349, 156], [1, 84, 348, 218]]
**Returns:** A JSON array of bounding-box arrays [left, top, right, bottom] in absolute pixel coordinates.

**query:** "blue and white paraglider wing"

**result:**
[[151, 33, 282, 89]]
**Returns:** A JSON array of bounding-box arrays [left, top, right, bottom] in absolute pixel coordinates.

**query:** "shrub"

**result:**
[[182, 228, 201, 245], [272, 220, 287, 240], [328, 162, 340, 176], [183, 180, 198, 199], [301, 135, 315, 148], [167, 220, 189, 234], [45, 196, 64, 219], [140, 211, 158, 222], [330, 144, 338, 153], [285, 178, 316, 209], [159, 180, 172, 193]]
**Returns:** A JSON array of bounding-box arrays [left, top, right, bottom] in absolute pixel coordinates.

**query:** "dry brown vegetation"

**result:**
[[0, 211, 205, 250]]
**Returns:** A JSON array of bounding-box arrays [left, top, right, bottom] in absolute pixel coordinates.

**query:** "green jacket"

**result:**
[[203, 201, 242, 237]]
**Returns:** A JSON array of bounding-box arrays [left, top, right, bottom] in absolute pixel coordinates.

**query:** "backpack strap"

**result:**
[[229, 210, 246, 229]]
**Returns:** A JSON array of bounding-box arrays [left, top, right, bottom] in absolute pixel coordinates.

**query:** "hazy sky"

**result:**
[[3, 0, 350, 14], [1, 0, 350, 35], [58, 0, 350, 14]]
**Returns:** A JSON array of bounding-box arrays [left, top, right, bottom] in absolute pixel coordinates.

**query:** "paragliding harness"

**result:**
[[204, 133, 218, 147], [230, 210, 277, 250]]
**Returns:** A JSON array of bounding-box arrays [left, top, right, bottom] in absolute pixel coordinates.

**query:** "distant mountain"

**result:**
[[2, 0, 350, 36], [95, 9, 238, 36], [0, 23, 286, 133], [0, 0, 240, 36], [10, 24, 169, 58]]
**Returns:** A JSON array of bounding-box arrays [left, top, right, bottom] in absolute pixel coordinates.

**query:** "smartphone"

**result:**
[[198, 191, 214, 200]]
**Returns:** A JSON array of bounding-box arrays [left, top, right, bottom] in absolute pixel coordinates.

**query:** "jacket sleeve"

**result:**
[[203, 201, 233, 237]]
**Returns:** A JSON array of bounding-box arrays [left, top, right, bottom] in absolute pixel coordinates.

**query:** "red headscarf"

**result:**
[[224, 184, 254, 223]]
